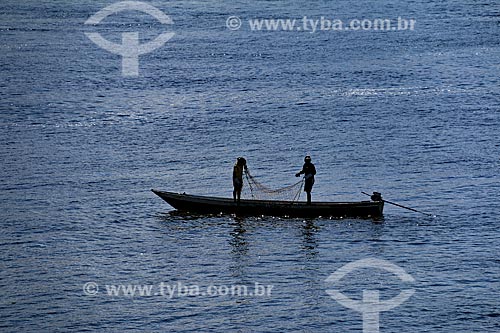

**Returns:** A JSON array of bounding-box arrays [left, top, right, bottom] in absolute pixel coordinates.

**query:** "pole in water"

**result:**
[[362, 192, 434, 217]]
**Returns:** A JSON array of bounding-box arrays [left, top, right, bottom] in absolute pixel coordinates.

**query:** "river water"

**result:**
[[1, 0, 499, 332]]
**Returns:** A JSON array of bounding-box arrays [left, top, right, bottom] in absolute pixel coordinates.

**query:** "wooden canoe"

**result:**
[[152, 190, 384, 218]]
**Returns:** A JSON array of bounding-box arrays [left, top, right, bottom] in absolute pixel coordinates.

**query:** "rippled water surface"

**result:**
[[1, 0, 499, 332]]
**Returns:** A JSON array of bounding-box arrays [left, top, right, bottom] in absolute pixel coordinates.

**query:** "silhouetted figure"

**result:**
[[233, 157, 247, 203], [296, 155, 316, 204]]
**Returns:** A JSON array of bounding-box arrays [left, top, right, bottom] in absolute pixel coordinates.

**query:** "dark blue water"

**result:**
[[1, 0, 499, 332]]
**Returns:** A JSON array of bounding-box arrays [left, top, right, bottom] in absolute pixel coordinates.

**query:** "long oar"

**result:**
[[362, 192, 434, 217]]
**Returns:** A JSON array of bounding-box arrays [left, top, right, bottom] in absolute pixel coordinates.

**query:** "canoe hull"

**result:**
[[152, 190, 384, 218]]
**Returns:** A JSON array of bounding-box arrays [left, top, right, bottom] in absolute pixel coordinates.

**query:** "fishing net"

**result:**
[[243, 169, 304, 201]]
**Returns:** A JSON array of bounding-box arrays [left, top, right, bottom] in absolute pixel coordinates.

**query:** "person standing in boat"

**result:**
[[233, 157, 247, 203], [296, 155, 316, 205]]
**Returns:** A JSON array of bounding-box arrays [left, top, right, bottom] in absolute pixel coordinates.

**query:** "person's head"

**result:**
[[304, 155, 311, 163], [237, 157, 246, 166]]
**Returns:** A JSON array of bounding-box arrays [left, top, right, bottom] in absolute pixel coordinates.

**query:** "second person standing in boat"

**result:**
[[295, 155, 316, 204], [233, 157, 247, 203]]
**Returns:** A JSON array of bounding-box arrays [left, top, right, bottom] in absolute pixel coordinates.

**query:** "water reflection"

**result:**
[[229, 216, 249, 256], [301, 219, 319, 258], [228, 216, 250, 278]]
